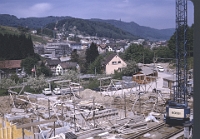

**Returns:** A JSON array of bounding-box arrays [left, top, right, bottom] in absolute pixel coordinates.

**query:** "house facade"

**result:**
[[104, 54, 127, 75], [45, 59, 61, 74], [55, 62, 78, 75]]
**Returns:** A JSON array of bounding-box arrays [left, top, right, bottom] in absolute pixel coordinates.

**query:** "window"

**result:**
[[118, 61, 121, 64], [112, 61, 117, 65]]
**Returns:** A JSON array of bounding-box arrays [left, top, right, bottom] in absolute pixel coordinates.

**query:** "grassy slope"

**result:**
[[0, 25, 48, 44], [0, 25, 21, 35]]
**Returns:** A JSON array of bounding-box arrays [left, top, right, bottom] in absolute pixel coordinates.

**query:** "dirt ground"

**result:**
[[0, 96, 12, 115]]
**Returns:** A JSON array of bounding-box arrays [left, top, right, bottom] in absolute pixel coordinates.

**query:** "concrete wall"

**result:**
[[105, 55, 127, 74]]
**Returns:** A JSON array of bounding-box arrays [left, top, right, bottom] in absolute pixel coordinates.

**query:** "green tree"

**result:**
[[0, 78, 16, 90], [0, 33, 34, 60], [85, 42, 99, 64], [123, 44, 153, 64], [87, 55, 103, 74], [26, 75, 47, 93], [112, 71, 123, 80], [70, 49, 79, 62], [38, 62, 52, 77], [168, 25, 193, 58], [10, 74, 20, 84], [123, 60, 139, 76], [152, 46, 174, 62], [21, 56, 38, 75], [61, 70, 79, 82]]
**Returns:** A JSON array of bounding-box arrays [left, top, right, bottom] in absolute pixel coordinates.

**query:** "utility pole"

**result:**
[[143, 52, 144, 64], [34, 65, 37, 78]]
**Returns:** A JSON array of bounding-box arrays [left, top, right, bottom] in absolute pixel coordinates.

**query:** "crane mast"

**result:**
[[175, 0, 187, 104], [165, 0, 190, 125]]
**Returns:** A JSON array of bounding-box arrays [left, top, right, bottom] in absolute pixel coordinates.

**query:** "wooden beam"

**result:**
[[98, 77, 111, 81], [17, 119, 57, 129], [54, 80, 71, 84]]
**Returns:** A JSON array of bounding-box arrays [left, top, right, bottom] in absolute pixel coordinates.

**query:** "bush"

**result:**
[[84, 79, 99, 90], [10, 74, 20, 83], [0, 88, 8, 96], [112, 71, 123, 80]]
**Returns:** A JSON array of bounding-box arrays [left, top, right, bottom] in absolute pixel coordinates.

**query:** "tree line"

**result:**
[[0, 33, 34, 60]]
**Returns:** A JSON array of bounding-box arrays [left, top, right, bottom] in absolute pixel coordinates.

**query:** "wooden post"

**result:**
[[11, 126, 13, 139], [1, 127, 3, 139], [5, 127, 7, 139], [54, 121, 55, 137], [73, 102, 76, 132], [48, 99, 50, 119], [124, 86, 127, 118], [61, 103, 64, 117], [33, 125, 35, 139], [139, 92, 141, 114], [22, 128, 24, 139], [31, 119, 33, 133], [92, 97, 95, 128], [100, 80, 102, 95]]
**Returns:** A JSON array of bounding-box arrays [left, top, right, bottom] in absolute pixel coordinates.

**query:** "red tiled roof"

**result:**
[[0, 60, 22, 69]]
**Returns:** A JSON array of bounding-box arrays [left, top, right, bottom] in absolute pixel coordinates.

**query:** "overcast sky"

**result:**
[[0, 0, 194, 29]]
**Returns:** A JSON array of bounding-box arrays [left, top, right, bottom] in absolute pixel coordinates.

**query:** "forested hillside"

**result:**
[[91, 19, 175, 41], [0, 14, 71, 29], [44, 18, 138, 39]]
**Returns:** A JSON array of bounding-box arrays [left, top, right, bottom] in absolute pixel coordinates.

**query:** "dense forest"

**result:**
[[90, 19, 175, 41], [0, 33, 34, 60], [43, 18, 138, 40]]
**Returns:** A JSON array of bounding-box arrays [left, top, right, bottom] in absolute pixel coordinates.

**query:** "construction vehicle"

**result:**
[[165, 0, 191, 125]]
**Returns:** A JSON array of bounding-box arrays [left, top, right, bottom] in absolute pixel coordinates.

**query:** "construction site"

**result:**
[[0, 69, 193, 139], [0, 0, 195, 138]]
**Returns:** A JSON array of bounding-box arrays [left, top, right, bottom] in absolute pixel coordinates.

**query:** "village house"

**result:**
[[97, 44, 107, 54], [45, 59, 61, 74], [56, 62, 78, 75], [103, 53, 127, 75], [0, 60, 22, 77]]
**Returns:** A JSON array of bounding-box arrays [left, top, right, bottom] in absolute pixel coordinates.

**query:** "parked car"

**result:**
[[42, 88, 52, 95], [113, 82, 123, 90], [53, 88, 61, 95], [157, 65, 165, 72], [158, 67, 165, 72]]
